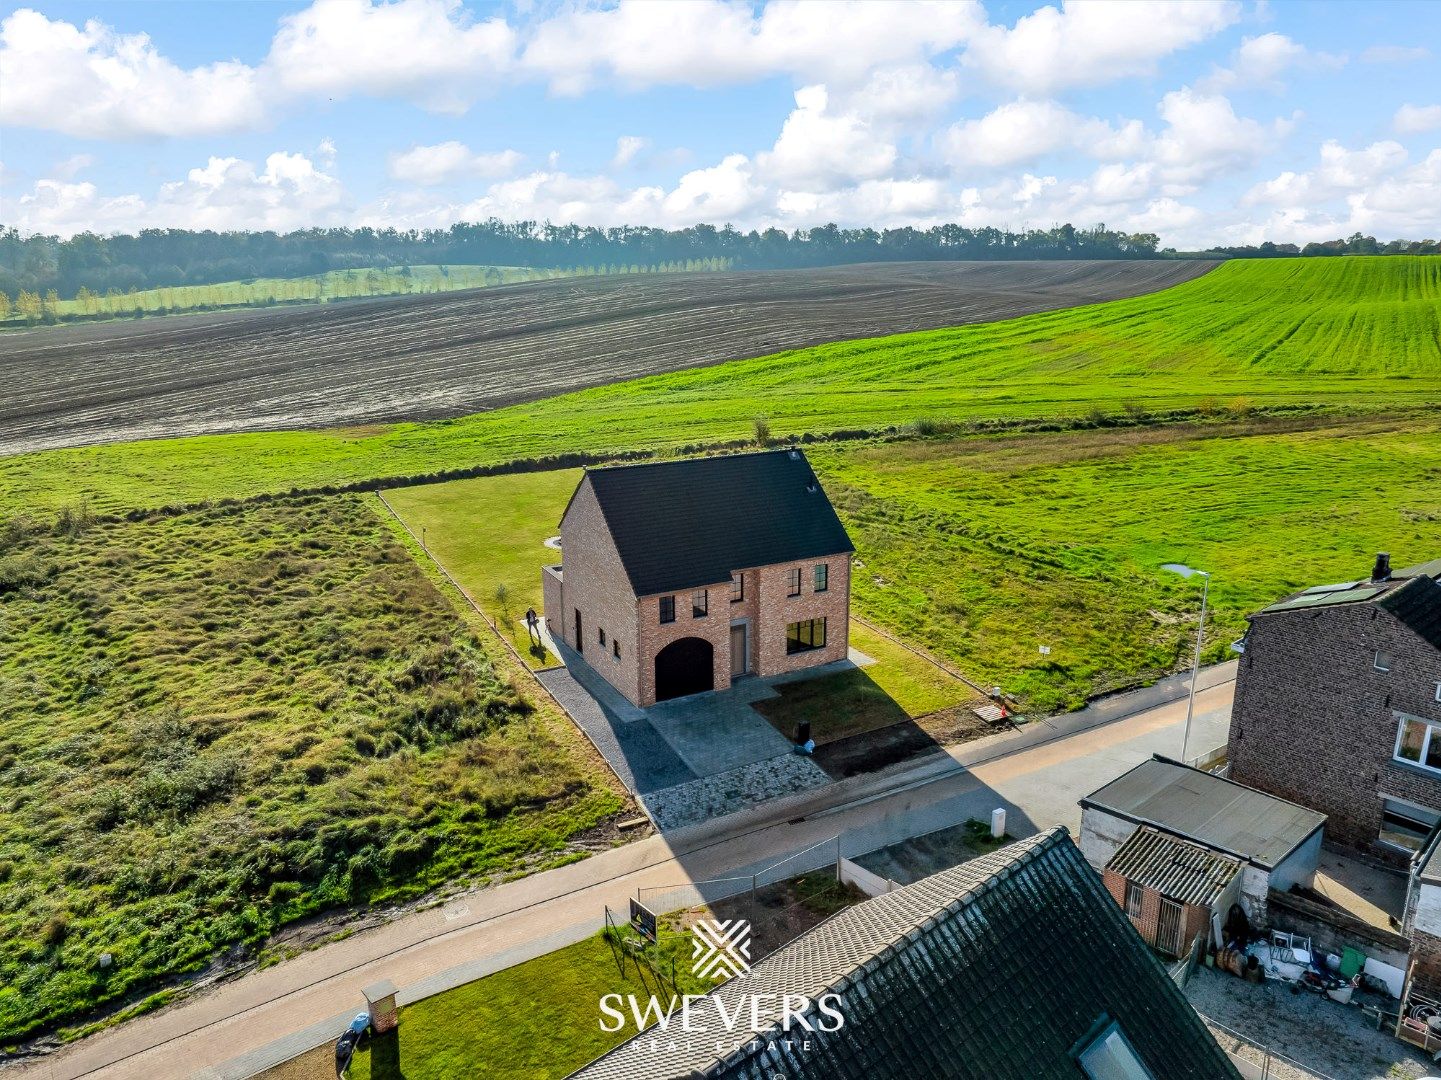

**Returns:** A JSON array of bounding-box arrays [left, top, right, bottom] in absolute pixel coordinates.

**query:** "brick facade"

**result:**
[[1228, 601, 1441, 864], [1102, 868, 1210, 957], [548, 471, 852, 708]]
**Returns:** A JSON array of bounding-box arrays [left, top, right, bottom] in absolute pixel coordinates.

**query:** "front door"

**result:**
[[730, 622, 748, 677]]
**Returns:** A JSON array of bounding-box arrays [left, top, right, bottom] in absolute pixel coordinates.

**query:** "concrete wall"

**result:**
[[1078, 806, 1138, 869], [1228, 596, 1441, 863], [1266, 889, 1411, 974], [555, 477, 642, 703], [1269, 829, 1323, 893]]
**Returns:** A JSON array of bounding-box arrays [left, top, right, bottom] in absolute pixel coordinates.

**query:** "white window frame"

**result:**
[[1394, 713, 1441, 774], [1078, 1021, 1156, 1080], [1374, 650, 1392, 673], [1434, 681, 1441, 704]]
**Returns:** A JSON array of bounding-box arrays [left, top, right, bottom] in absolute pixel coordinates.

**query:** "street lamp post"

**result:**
[[1163, 564, 1211, 764]]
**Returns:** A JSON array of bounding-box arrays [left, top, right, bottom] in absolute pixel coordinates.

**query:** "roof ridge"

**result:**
[[585, 446, 804, 474]]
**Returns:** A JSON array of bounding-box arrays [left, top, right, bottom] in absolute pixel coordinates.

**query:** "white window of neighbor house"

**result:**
[[1395, 714, 1441, 774], [1374, 650, 1393, 672], [1124, 881, 1143, 920], [1435, 681, 1441, 703], [1379, 797, 1441, 853], [1078, 1021, 1155, 1080]]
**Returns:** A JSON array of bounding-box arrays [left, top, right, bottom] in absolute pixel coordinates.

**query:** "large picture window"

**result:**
[[786, 618, 827, 654], [1395, 714, 1441, 773]]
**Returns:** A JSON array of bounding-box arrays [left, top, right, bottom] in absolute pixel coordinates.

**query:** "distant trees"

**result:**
[[0, 220, 1434, 320]]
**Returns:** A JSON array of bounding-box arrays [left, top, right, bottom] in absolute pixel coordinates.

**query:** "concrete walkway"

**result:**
[[8, 666, 1238, 1080]]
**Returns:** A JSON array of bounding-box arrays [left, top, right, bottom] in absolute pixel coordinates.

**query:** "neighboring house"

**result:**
[[542, 448, 854, 707], [1405, 827, 1441, 1002], [570, 828, 1240, 1080], [1227, 553, 1441, 864], [1080, 755, 1325, 934]]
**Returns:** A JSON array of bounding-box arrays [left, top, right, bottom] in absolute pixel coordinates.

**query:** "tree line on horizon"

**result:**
[[1, 220, 1435, 304]]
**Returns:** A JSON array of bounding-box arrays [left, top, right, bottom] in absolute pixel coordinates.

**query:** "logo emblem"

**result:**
[[692, 918, 752, 980]]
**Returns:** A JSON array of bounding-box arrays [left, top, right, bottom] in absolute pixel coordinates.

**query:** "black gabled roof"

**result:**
[[569, 828, 1238, 1080], [576, 449, 854, 597], [1377, 573, 1441, 650]]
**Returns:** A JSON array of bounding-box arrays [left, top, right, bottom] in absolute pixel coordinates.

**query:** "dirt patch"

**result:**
[[813, 706, 997, 779], [679, 871, 866, 957], [0, 261, 1216, 456]]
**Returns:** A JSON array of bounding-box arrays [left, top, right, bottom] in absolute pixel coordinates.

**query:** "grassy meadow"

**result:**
[[818, 413, 1441, 710], [1, 256, 1437, 516], [0, 496, 622, 1040]]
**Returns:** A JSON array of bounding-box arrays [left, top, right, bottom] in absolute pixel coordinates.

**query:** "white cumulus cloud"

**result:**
[[757, 85, 898, 188], [942, 100, 1145, 169], [0, 7, 265, 139], [963, 0, 1241, 95], [1395, 104, 1441, 135], [388, 142, 524, 185]]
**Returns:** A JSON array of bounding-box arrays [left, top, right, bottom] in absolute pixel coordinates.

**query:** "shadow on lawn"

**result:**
[[752, 667, 994, 780], [367, 1027, 404, 1080]]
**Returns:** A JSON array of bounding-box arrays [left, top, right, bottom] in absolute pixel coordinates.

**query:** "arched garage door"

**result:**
[[654, 637, 714, 702]]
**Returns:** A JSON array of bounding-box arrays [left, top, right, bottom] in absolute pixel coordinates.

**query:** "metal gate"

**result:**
[[1157, 898, 1184, 957]]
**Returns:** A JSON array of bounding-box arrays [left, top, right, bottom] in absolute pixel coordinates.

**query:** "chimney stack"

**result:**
[[1372, 552, 1391, 583]]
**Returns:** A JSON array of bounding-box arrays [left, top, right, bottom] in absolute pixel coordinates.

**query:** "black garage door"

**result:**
[[654, 637, 714, 702]]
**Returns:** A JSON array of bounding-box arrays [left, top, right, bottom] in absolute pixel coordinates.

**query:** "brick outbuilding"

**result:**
[[542, 449, 854, 708]]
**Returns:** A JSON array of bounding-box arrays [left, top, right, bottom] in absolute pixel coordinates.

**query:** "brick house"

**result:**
[[541, 449, 854, 707], [1227, 553, 1441, 865]]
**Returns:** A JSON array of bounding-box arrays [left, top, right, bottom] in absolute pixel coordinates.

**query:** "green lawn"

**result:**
[[2, 256, 1437, 517], [0, 495, 621, 1041], [383, 471, 582, 666], [341, 932, 704, 1080]]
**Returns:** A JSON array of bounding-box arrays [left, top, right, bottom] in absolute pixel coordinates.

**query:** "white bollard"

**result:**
[[991, 808, 1006, 839]]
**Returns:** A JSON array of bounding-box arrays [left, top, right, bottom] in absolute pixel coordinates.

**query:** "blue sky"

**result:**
[[1, 0, 1438, 248]]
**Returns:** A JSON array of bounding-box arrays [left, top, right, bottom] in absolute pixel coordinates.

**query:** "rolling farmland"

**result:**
[[0, 260, 1214, 456], [0, 256, 1434, 517]]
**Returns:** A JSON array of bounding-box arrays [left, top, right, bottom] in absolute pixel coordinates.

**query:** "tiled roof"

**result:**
[[1107, 825, 1241, 907], [576, 449, 854, 597], [1081, 756, 1325, 870], [1377, 574, 1441, 651], [569, 828, 1238, 1080]]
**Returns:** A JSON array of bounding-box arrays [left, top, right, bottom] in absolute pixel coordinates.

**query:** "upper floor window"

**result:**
[[598, 627, 606, 647], [612, 639, 621, 661], [1395, 713, 1441, 773], [692, 589, 708, 618], [731, 573, 744, 603], [659, 595, 676, 623], [1435, 682, 1441, 704], [814, 563, 829, 593], [1374, 650, 1393, 673], [786, 568, 802, 597]]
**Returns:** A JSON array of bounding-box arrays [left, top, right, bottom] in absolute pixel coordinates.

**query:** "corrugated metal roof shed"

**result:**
[[570, 828, 1239, 1080], [1081, 756, 1325, 870], [1107, 825, 1240, 907]]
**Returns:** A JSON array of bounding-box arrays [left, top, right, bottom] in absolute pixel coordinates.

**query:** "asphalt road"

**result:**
[[7, 666, 1236, 1080]]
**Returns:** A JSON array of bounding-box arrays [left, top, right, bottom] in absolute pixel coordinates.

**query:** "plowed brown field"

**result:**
[[0, 260, 1215, 455]]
